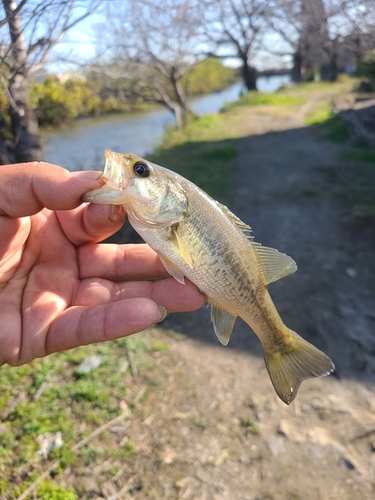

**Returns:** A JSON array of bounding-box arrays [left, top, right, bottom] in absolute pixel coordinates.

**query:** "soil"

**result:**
[[155, 101, 375, 500], [65, 95, 375, 499]]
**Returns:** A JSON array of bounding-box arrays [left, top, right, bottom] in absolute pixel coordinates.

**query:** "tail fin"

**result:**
[[263, 330, 334, 405]]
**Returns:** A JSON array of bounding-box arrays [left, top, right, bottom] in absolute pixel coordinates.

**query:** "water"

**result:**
[[44, 75, 290, 170]]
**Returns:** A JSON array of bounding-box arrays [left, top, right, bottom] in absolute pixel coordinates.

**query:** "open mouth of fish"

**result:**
[[82, 150, 131, 203], [101, 149, 128, 189]]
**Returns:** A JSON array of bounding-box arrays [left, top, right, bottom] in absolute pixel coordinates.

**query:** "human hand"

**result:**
[[0, 162, 205, 366]]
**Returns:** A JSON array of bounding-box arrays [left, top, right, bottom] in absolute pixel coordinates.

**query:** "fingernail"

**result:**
[[156, 305, 168, 323], [108, 204, 125, 222]]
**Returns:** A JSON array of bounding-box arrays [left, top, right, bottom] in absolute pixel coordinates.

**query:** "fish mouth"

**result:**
[[82, 149, 131, 204], [102, 149, 129, 189]]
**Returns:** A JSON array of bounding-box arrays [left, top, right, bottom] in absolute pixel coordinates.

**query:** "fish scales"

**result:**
[[83, 150, 335, 404], [161, 173, 276, 333]]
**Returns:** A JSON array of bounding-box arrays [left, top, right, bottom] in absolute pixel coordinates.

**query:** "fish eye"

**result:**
[[133, 162, 150, 177]]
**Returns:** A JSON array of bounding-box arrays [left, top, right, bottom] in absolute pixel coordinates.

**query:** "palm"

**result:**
[[0, 164, 205, 366]]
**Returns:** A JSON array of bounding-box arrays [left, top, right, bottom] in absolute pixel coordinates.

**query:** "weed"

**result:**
[[305, 107, 332, 125], [35, 480, 78, 500], [122, 440, 136, 459], [196, 418, 207, 429], [335, 161, 375, 220], [306, 107, 350, 143], [201, 145, 237, 160], [324, 115, 350, 142], [150, 341, 169, 351], [345, 145, 375, 163], [239, 416, 259, 435]]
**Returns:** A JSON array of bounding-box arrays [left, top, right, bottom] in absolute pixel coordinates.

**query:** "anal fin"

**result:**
[[209, 302, 237, 346]]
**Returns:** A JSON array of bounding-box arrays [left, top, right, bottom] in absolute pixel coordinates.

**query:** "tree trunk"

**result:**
[[242, 62, 257, 91], [8, 74, 43, 162], [292, 47, 302, 82], [4, 0, 43, 162], [173, 103, 183, 131]]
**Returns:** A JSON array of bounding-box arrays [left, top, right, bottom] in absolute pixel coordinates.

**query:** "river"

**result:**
[[44, 75, 290, 171]]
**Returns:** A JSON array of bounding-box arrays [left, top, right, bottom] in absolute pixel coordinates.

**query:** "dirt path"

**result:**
[[53, 95, 375, 500], [145, 100, 375, 500]]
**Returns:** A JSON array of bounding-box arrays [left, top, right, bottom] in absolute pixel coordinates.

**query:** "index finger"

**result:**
[[0, 162, 104, 217]]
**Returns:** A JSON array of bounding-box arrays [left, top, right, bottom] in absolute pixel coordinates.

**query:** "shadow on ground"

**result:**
[[107, 121, 375, 386]]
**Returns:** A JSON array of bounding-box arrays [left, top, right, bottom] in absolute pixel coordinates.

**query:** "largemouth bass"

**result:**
[[83, 150, 334, 404]]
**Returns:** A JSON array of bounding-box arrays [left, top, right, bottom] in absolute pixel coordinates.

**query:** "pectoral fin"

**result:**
[[159, 255, 185, 285], [252, 244, 297, 285], [170, 227, 194, 268], [209, 302, 237, 346]]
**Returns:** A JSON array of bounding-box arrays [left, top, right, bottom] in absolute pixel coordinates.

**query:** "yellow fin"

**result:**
[[171, 227, 194, 268], [252, 244, 297, 285], [159, 254, 185, 285], [209, 302, 237, 346], [263, 330, 334, 405]]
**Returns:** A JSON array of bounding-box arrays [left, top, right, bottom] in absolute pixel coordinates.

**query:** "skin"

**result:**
[[0, 162, 205, 367]]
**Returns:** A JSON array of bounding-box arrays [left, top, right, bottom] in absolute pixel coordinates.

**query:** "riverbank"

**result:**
[[2, 81, 375, 500]]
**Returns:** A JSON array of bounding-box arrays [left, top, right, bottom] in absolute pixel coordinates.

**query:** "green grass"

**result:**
[[35, 481, 78, 500], [305, 105, 375, 221], [150, 140, 237, 203], [324, 115, 350, 142], [306, 106, 350, 143], [0, 328, 173, 498], [337, 142, 375, 220], [345, 144, 375, 163], [290, 78, 357, 94], [221, 91, 304, 112], [149, 114, 240, 203]]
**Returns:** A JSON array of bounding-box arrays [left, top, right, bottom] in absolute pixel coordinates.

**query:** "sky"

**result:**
[[47, 7, 291, 74], [47, 11, 105, 72]]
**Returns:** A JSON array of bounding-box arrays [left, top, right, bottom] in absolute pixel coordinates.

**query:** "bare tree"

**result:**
[[93, 0, 201, 130], [333, 0, 375, 68], [201, 0, 270, 91], [0, 0, 102, 162], [266, 0, 375, 82], [262, 0, 302, 81]]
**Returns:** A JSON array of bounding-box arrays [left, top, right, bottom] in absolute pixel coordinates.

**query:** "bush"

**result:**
[[186, 58, 238, 95], [30, 75, 101, 126], [356, 50, 375, 92]]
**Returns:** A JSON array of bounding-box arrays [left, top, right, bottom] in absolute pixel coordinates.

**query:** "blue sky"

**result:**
[[48, 8, 290, 74]]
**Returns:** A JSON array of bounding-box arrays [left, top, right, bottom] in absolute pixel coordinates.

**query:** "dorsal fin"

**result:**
[[216, 201, 297, 285], [216, 201, 253, 239]]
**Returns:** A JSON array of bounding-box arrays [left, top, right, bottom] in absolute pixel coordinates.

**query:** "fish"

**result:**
[[83, 149, 334, 404]]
